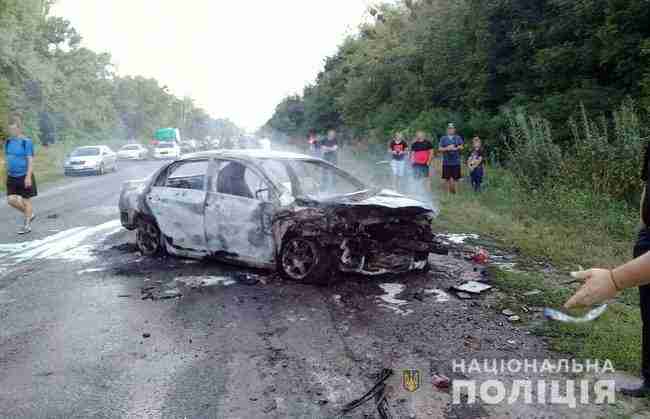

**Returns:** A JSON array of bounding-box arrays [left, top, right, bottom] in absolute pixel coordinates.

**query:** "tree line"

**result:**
[[0, 0, 242, 145], [266, 0, 650, 153]]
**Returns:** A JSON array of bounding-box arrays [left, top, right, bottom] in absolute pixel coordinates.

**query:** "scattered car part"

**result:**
[[339, 368, 393, 419], [452, 281, 492, 294], [543, 304, 608, 323]]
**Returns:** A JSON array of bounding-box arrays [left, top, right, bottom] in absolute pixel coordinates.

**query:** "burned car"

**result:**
[[119, 150, 445, 283]]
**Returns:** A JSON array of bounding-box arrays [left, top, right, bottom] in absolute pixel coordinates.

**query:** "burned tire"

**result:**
[[136, 218, 164, 257], [278, 235, 331, 285]]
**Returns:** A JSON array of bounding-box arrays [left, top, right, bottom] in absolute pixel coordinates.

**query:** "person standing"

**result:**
[[5, 114, 37, 234], [388, 131, 408, 191], [321, 129, 339, 191], [564, 142, 650, 397], [467, 135, 485, 192], [409, 130, 434, 195], [307, 130, 321, 157], [439, 123, 464, 194], [321, 129, 338, 165]]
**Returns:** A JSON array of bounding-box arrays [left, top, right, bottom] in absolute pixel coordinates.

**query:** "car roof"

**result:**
[[182, 149, 317, 162]]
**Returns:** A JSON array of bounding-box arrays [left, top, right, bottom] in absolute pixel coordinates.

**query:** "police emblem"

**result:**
[[402, 369, 421, 392]]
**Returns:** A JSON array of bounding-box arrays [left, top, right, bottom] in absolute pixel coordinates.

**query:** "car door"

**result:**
[[146, 159, 210, 257], [204, 160, 276, 266]]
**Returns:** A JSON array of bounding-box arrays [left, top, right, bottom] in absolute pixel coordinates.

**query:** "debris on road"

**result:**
[[432, 374, 450, 390], [452, 281, 492, 294], [524, 289, 542, 297], [339, 368, 393, 419], [502, 309, 515, 316], [508, 315, 521, 322], [424, 288, 450, 302], [142, 333, 151, 338], [455, 292, 472, 300], [472, 248, 489, 264], [175, 276, 237, 290]]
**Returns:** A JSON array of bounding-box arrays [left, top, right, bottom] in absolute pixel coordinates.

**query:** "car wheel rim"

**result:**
[[137, 222, 160, 255], [282, 238, 318, 280]]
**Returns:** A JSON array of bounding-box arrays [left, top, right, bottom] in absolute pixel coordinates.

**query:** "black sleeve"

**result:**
[[643, 142, 650, 181]]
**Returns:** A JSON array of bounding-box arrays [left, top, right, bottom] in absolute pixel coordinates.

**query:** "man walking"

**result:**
[[409, 130, 434, 195], [439, 123, 464, 194], [5, 114, 37, 234], [388, 131, 408, 191]]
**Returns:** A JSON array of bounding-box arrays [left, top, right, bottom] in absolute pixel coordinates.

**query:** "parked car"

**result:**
[[152, 142, 181, 159], [64, 145, 118, 176], [117, 143, 148, 160], [119, 150, 445, 284]]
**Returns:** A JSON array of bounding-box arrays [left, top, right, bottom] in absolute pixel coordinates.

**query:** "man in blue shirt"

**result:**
[[5, 114, 37, 234], [439, 123, 464, 194]]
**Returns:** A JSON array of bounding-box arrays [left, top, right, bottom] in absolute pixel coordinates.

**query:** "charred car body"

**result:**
[[119, 150, 445, 283]]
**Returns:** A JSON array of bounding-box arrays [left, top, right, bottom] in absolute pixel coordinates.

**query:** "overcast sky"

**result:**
[[51, 1, 371, 131]]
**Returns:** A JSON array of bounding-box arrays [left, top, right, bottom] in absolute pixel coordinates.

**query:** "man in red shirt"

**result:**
[[409, 130, 434, 195]]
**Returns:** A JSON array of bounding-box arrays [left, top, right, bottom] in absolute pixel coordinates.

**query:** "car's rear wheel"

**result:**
[[136, 218, 164, 256], [279, 235, 331, 285]]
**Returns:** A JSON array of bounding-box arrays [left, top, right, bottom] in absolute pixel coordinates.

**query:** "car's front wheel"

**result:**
[[278, 235, 331, 285], [97, 163, 105, 176], [136, 218, 164, 256]]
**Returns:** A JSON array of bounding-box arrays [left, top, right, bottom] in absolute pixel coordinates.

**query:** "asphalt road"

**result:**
[[0, 160, 624, 418]]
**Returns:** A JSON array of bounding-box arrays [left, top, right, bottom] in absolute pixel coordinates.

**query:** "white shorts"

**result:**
[[390, 159, 406, 177]]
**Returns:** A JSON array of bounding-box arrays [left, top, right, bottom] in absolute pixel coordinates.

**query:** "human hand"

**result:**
[[24, 176, 32, 189], [564, 269, 619, 309]]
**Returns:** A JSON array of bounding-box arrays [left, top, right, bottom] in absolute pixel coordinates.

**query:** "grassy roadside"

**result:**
[[431, 164, 643, 375]]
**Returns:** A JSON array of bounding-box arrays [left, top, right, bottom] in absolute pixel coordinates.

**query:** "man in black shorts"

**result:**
[[409, 130, 434, 194], [5, 114, 37, 234], [439, 123, 464, 194]]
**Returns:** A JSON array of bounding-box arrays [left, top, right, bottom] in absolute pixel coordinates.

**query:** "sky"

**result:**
[[51, 1, 371, 131]]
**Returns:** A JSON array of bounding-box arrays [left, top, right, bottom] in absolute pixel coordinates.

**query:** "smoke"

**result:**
[[266, 132, 440, 211]]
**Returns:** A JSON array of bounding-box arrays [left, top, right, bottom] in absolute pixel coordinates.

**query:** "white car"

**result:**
[[64, 145, 118, 176], [152, 142, 181, 159], [117, 144, 148, 160]]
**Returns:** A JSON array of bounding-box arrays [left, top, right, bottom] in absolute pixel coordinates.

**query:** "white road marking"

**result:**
[[0, 219, 122, 266]]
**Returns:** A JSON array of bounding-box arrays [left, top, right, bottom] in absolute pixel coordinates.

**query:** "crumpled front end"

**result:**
[[333, 210, 442, 275], [275, 202, 447, 276]]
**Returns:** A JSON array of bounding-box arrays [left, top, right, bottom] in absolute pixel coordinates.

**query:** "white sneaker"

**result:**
[[17, 224, 32, 235]]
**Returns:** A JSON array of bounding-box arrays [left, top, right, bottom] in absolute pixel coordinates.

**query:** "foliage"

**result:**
[[505, 108, 561, 191], [266, 0, 650, 151]]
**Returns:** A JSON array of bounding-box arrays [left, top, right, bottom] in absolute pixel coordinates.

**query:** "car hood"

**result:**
[[68, 155, 101, 162], [304, 189, 437, 216]]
